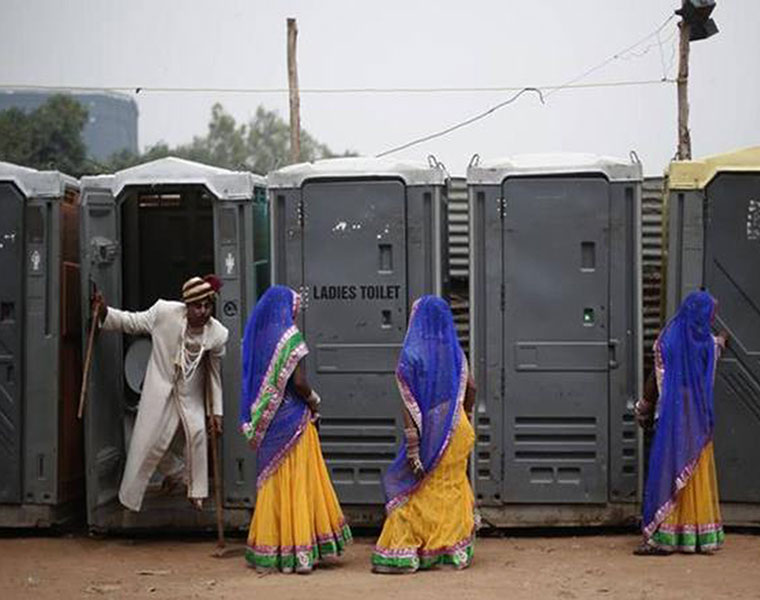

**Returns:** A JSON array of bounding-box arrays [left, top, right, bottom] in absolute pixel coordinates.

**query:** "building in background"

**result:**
[[0, 89, 138, 163]]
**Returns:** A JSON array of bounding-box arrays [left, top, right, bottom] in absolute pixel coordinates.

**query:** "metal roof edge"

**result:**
[[266, 157, 447, 188], [0, 161, 79, 198], [668, 146, 760, 190], [80, 157, 265, 200], [466, 153, 643, 184]]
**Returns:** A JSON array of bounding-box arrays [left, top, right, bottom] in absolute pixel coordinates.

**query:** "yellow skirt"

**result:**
[[648, 441, 724, 552], [245, 421, 351, 572], [372, 409, 476, 573]]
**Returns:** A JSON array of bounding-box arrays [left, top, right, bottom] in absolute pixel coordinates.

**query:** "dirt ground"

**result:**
[[1, 531, 759, 600]]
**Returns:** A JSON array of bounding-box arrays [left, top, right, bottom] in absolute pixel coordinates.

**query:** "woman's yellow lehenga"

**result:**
[[372, 410, 475, 572], [647, 440, 724, 552], [245, 420, 351, 572]]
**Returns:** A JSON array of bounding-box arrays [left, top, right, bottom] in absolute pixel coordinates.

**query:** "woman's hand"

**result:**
[[307, 390, 321, 414], [405, 426, 424, 478], [716, 329, 729, 350], [407, 453, 424, 479], [307, 390, 321, 430], [634, 399, 654, 430]]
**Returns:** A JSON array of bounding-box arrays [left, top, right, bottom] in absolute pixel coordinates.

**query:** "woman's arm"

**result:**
[[293, 361, 321, 420], [464, 373, 476, 417], [401, 403, 415, 430], [292, 361, 312, 400], [401, 401, 424, 478], [635, 337, 665, 429], [635, 369, 658, 429]]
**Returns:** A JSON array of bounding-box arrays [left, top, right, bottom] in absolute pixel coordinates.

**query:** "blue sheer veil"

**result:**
[[239, 285, 309, 486], [382, 295, 467, 511], [642, 290, 717, 537]]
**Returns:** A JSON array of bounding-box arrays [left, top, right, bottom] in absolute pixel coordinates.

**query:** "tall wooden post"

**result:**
[[287, 18, 301, 164], [677, 19, 692, 161]]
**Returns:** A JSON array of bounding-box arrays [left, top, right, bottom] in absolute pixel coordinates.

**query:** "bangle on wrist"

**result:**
[[404, 426, 419, 444]]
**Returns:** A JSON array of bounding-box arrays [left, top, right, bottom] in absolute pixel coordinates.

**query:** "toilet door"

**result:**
[[0, 182, 24, 503], [501, 176, 611, 503], [301, 179, 408, 504]]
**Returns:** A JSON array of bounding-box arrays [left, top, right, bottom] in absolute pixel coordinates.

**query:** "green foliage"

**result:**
[[0, 108, 33, 165], [0, 94, 88, 175], [108, 103, 356, 173]]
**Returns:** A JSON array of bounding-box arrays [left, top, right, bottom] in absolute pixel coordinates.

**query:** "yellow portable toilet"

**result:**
[[665, 146, 760, 524]]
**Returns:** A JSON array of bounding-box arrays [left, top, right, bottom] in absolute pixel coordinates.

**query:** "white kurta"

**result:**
[[102, 300, 229, 511]]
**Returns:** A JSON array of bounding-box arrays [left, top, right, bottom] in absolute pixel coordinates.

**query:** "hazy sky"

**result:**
[[1, 0, 758, 175]]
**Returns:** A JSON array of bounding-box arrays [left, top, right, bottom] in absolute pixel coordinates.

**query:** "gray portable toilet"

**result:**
[[79, 157, 268, 531], [665, 147, 760, 525], [468, 153, 643, 526], [0, 161, 83, 527], [267, 157, 448, 513]]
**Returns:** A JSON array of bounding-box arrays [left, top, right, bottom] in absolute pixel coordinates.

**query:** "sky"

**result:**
[[1, 0, 758, 176]]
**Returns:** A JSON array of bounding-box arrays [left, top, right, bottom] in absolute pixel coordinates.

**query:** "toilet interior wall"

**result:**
[[119, 186, 215, 409]]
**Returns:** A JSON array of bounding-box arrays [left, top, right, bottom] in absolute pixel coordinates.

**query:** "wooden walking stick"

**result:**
[[205, 357, 226, 557], [77, 298, 101, 420]]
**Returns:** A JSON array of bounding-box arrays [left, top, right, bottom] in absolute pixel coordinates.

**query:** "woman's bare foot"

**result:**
[[633, 542, 672, 556]]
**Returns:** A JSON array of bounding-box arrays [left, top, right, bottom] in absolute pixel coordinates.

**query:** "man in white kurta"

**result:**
[[97, 276, 229, 512]]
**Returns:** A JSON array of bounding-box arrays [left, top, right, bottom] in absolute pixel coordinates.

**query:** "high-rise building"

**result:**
[[0, 89, 138, 163]]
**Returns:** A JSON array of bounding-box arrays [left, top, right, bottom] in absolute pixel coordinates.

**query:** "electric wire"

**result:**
[[0, 79, 675, 96], [376, 14, 678, 157]]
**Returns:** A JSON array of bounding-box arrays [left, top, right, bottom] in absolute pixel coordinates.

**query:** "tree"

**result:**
[[0, 108, 34, 166], [0, 95, 88, 175], [108, 103, 356, 173]]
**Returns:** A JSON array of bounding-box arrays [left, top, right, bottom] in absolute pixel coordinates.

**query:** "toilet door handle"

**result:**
[[608, 339, 620, 370]]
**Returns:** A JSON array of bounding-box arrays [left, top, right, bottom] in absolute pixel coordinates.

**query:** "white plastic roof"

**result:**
[[80, 157, 265, 200], [467, 153, 643, 184], [0, 160, 79, 198], [266, 156, 447, 188]]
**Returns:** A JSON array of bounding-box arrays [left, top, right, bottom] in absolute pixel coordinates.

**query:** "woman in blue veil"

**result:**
[[634, 290, 727, 554], [372, 296, 477, 573], [239, 285, 351, 573]]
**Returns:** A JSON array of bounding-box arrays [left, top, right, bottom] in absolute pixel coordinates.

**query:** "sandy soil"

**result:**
[[1, 532, 759, 600]]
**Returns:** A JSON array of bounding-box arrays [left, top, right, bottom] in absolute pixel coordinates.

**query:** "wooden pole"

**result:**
[[287, 17, 301, 164], [677, 19, 691, 161], [209, 419, 225, 555], [205, 359, 226, 557], [77, 303, 100, 420]]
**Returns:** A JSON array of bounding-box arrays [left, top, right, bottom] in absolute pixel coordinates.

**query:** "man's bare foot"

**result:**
[[189, 498, 203, 511]]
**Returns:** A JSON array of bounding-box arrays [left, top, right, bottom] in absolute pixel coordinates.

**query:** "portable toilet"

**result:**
[[665, 146, 760, 525], [467, 153, 643, 526], [79, 157, 268, 531], [0, 161, 82, 527], [267, 157, 449, 514]]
